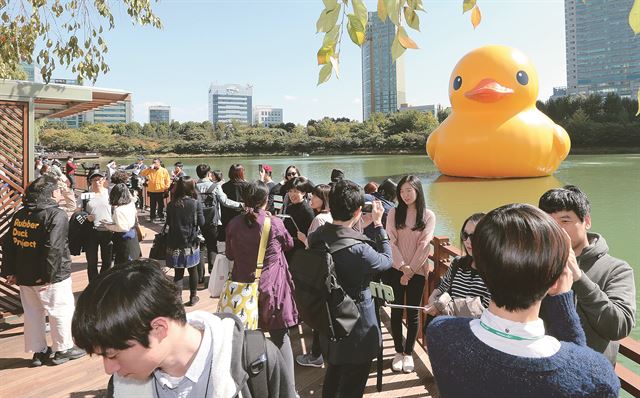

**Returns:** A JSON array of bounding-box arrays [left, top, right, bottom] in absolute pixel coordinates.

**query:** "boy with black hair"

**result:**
[[427, 204, 619, 397], [308, 179, 393, 398], [72, 259, 296, 398], [539, 185, 635, 364]]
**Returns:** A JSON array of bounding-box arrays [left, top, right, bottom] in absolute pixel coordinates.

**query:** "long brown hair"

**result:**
[[171, 176, 198, 207]]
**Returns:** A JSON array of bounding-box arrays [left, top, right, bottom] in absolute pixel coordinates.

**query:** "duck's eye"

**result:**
[[516, 71, 529, 85], [453, 76, 462, 90]]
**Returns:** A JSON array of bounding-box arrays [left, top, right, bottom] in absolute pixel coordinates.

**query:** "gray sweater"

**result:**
[[574, 232, 636, 365]]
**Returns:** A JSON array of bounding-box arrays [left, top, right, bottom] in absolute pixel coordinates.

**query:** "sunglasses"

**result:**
[[287, 172, 298, 177], [461, 231, 474, 241]]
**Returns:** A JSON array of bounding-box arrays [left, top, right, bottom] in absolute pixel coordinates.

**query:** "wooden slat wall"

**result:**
[[0, 101, 29, 316]]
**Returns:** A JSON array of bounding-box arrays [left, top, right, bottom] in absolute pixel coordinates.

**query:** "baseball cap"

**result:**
[[263, 165, 273, 173], [88, 169, 105, 180]]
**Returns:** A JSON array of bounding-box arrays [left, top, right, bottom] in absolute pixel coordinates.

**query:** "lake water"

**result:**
[[114, 153, 640, 338]]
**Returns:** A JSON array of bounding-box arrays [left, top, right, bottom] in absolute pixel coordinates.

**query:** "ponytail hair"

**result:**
[[242, 180, 269, 226]]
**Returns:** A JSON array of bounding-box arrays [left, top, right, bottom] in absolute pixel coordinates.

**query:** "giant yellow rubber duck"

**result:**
[[426, 45, 571, 178]]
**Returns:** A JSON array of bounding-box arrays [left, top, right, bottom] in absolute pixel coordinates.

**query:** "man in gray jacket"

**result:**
[[540, 185, 636, 364]]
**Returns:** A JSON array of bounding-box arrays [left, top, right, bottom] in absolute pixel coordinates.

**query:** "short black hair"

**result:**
[[174, 162, 183, 168], [538, 185, 591, 222], [378, 179, 397, 203], [24, 175, 58, 204], [196, 164, 211, 179], [284, 176, 313, 193], [329, 180, 365, 221], [72, 259, 186, 354], [109, 183, 133, 206], [472, 204, 568, 311]]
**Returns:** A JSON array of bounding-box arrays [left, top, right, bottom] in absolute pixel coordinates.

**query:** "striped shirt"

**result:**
[[437, 257, 491, 308]]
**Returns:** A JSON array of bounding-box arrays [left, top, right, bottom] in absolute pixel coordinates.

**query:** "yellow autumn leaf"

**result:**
[[352, 0, 368, 27], [317, 45, 334, 65], [347, 14, 367, 46], [471, 5, 481, 29], [629, 0, 640, 34], [386, 0, 400, 26], [462, 0, 476, 13], [404, 6, 420, 31], [391, 33, 405, 60], [377, 0, 388, 22], [636, 88, 640, 116], [317, 63, 333, 85], [397, 26, 418, 49]]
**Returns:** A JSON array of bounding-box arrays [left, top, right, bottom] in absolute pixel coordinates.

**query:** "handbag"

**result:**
[[208, 253, 232, 298], [217, 217, 271, 330], [134, 214, 146, 242], [149, 223, 168, 260]]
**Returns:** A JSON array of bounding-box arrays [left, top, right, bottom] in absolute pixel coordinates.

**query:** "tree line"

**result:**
[[38, 93, 640, 156]]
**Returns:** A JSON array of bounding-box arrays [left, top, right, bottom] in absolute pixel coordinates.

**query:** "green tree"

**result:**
[[0, 0, 162, 83]]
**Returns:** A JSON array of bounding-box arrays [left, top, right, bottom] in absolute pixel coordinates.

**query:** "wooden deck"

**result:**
[[0, 212, 439, 398]]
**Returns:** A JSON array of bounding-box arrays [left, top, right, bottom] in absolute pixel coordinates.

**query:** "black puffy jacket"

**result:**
[[1, 199, 72, 286]]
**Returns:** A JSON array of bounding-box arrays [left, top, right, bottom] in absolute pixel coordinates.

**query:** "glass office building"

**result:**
[[362, 12, 406, 120], [209, 84, 253, 124], [149, 105, 171, 123], [565, 0, 640, 97]]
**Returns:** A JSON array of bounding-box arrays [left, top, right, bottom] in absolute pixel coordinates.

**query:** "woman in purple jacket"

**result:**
[[225, 180, 298, 393]]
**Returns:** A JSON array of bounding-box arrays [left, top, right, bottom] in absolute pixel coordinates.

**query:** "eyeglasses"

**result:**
[[461, 231, 474, 241]]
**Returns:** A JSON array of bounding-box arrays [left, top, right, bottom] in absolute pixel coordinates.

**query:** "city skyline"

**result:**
[[39, 1, 577, 124]]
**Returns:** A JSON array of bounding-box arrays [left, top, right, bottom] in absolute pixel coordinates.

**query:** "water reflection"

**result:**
[[426, 175, 563, 236]]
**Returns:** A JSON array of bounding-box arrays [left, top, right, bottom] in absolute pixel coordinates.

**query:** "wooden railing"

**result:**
[[418, 235, 640, 396]]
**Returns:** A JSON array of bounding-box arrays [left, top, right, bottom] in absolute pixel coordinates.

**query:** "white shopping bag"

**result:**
[[208, 254, 232, 298]]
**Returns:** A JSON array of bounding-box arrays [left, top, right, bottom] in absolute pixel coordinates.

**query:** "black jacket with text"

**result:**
[[1, 199, 72, 286]]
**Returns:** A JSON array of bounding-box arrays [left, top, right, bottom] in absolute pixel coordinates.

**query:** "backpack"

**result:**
[[199, 183, 220, 228], [243, 329, 270, 398], [289, 238, 363, 340]]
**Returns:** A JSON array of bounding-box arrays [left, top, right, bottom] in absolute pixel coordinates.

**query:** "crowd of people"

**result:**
[[0, 155, 636, 398]]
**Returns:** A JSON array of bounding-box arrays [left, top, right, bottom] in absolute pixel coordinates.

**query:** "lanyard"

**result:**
[[479, 321, 545, 341]]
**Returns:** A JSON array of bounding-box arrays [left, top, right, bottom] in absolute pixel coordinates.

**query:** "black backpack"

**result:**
[[198, 183, 220, 227], [289, 238, 362, 340]]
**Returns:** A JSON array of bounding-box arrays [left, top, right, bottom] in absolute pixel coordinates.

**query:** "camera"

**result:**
[[362, 201, 373, 213]]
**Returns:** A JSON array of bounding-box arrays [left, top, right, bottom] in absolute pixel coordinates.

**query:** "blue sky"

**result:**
[[79, 0, 567, 124]]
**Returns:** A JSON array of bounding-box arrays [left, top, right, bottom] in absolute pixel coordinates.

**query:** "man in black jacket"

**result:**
[[1, 175, 86, 367]]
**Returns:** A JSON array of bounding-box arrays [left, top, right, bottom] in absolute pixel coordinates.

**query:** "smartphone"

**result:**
[[276, 214, 299, 231], [362, 201, 373, 213], [369, 281, 395, 302], [258, 164, 264, 173]]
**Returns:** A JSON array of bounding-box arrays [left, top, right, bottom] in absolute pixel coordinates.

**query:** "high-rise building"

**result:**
[[565, 0, 640, 97], [84, 100, 133, 124], [209, 84, 253, 125], [149, 105, 171, 123], [253, 106, 283, 127], [362, 12, 406, 120]]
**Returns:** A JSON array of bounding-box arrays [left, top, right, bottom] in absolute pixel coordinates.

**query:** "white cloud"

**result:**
[[284, 95, 298, 101]]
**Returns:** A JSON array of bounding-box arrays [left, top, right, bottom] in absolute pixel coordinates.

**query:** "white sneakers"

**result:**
[[392, 353, 415, 373], [391, 353, 404, 372], [402, 355, 414, 373]]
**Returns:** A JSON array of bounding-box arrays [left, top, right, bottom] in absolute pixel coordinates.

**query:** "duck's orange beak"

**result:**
[[465, 79, 514, 103]]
